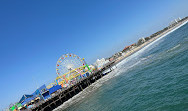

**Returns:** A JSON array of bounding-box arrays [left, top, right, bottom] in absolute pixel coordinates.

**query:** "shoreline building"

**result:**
[[136, 38, 146, 46], [169, 17, 182, 27], [123, 43, 137, 52], [94, 58, 110, 70]]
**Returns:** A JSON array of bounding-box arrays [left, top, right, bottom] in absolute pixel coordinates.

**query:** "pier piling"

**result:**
[[32, 61, 115, 111]]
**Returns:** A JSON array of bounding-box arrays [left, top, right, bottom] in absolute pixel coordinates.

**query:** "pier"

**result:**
[[32, 61, 116, 111]]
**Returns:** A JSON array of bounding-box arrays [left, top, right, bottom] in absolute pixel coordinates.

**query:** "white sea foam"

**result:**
[[117, 20, 188, 68], [140, 54, 153, 63], [53, 20, 188, 111], [167, 44, 181, 52], [53, 68, 119, 111]]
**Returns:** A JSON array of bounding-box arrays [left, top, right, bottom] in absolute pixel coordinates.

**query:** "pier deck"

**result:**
[[32, 61, 116, 111]]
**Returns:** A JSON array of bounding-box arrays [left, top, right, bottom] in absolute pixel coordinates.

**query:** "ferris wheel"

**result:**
[[56, 53, 89, 87]]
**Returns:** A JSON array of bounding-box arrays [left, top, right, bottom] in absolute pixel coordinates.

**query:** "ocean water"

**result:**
[[55, 23, 188, 111]]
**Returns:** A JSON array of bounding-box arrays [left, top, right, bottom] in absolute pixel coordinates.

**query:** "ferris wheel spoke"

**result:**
[[56, 53, 86, 87]]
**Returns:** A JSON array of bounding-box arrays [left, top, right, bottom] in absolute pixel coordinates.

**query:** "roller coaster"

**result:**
[[47, 53, 91, 89]]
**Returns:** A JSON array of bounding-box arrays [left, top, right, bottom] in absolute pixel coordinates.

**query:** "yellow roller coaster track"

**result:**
[[56, 65, 86, 79], [47, 65, 89, 89]]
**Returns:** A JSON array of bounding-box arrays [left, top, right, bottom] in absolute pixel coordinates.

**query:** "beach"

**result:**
[[59, 18, 188, 111], [52, 19, 188, 111], [115, 19, 188, 63]]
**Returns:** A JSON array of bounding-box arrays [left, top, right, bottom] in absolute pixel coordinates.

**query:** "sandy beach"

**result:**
[[115, 19, 188, 63]]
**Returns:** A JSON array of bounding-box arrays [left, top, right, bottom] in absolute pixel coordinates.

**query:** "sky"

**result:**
[[0, 0, 188, 109]]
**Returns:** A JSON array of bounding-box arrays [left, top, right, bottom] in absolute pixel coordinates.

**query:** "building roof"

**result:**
[[18, 84, 47, 105], [123, 44, 135, 51], [21, 96, 35, 106], [49, 85, 61, 94], [19, 94, 33, 103]]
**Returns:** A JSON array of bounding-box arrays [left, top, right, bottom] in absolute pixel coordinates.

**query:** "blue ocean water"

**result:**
[[57, 23, 188, 111]]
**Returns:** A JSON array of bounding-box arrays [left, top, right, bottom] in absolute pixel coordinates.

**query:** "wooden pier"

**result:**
[[32, 61, 116, 111]]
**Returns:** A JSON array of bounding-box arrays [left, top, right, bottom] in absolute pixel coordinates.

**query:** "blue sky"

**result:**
[[0, 0, 188, 109]]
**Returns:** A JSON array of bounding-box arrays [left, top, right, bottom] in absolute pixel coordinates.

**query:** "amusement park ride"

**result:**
[[47, 53, 92, 89]]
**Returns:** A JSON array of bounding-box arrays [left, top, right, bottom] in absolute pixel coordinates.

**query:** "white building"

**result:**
[[169, 17, 182, 26], [177, 17, 181, 22], [94, 58, 109, 70], [137, 37, 146, 46], [122, 52, 127, 56]]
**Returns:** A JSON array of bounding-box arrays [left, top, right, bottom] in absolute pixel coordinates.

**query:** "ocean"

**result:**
[[54, 23, 188, 111]]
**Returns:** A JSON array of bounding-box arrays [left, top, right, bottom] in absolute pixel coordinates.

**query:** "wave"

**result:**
[[53, 20, 188, 111], [118, 20, 188, 69], [53, 53, 153, 111], [167, 44, 181, 52], [140, 54, 153, 62], [53, 68, 120, 111]]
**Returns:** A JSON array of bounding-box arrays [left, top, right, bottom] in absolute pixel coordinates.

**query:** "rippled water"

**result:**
[[55, 23, 188, 111]]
